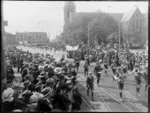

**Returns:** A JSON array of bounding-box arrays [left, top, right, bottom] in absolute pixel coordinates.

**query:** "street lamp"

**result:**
[[88, 22, 91, 65], [119, 23, 121, 52]]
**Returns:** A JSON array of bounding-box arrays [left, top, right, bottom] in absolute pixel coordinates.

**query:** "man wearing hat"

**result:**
[[94, 62, 103, 87], [56, 74, 66, 91], [84, 60, 89, 76], [2, 88, 15, 112], [143, 65, 148, 91], [45, 78, 55, 90], [35, 72, 48, 87], [132, 67, 142, 96], [111, 62, 118, 82], [47, 66, 55, 78], [74, 57, 80, 72], [6, 64, 15, 82], [86, 72, 94, 101], [116, 67, 126, 101], [38, 87, 53, 112], [26, 94, 39, 112], [71, 86, 82, 112], [103, 53, 109, 76], [23, 80, 35, 92]]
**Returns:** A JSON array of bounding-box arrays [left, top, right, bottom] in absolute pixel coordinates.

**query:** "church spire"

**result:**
[[64, 1, 76, 24]]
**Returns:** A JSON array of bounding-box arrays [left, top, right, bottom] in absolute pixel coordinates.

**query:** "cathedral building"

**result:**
[[63, 1, 147, 46]]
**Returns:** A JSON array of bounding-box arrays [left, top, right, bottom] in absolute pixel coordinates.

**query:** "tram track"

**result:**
[[81, 73, 136, 112], [81, 96, 96, 112], [97, 86, 134, 112], [96, 87, 111, 112]]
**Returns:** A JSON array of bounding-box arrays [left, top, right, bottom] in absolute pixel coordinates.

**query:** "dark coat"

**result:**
[[2, 99, 15, 112], [38, 98, 52, 112], [7, 68, 14, 78]]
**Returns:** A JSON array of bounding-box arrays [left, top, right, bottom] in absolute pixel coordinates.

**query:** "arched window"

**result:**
[[136, 20, 138, 30], [133, 20, 136, 32], [139, 20, 142, 33]]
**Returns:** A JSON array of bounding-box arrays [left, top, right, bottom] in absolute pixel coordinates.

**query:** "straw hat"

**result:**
[[41, 87, 52, 97], [2, 88, 14, 102], [54, 67, 61, 73], [46, 78, 55, 86], [99, 60, 102, 63], [88, 72, 92, 74], [29, 94, 39, 103], [23, 80, 31, 87], [40, 71, 47, 76], [12, 109, 23, 112]]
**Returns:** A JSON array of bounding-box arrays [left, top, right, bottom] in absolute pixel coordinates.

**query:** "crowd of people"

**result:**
[[82, 44, 148, 101], [3, 46, 82, 112], [2, 43, 148, 112]]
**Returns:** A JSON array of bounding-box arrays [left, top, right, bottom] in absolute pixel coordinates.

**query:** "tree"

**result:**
[[89, 14, 119, 45], [63, 12, 119, 46], [107, 32, 119, 44]]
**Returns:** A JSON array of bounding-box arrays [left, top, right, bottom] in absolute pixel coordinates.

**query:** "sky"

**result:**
[[3, 1, 148, 41]]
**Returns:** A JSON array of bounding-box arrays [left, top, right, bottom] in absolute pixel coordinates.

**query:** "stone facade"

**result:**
[[16, 32, 49, 44], [5, 32, 17, 45], [121, 7, 146, 45]]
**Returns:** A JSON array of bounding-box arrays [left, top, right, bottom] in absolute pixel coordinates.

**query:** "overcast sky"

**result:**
[[3, 1, 148, 40]]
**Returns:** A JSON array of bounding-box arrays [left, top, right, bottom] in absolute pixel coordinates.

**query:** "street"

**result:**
[[76, 60, 148, 112]]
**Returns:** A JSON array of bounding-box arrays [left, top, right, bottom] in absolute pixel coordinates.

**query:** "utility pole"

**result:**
[[119, 23, 120, 52], [88, 23, 90, 65]]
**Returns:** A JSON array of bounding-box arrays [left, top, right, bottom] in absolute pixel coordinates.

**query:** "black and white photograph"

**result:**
[[2, 1, 148, 112]]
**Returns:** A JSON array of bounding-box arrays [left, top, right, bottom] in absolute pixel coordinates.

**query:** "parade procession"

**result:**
[[2, 1, 148, 112]]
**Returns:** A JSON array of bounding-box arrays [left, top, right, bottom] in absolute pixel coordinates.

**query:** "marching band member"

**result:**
[[86, 72, 94, 101], [94, 61, 103, 87], [84, 60, 89, 77], [111, 62, 118, 82], [143, 64, 148, 91], [103, 53, 109, 76], [116, 67, 127, 101], [132, 67, 142, 96]]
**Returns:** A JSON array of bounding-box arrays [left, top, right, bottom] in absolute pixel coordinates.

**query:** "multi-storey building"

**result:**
[[16, 32, 49, 44], [5, 32, 17, 45]]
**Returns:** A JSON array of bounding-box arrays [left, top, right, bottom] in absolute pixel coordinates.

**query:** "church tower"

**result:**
[[63, 1, 76, 24]]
